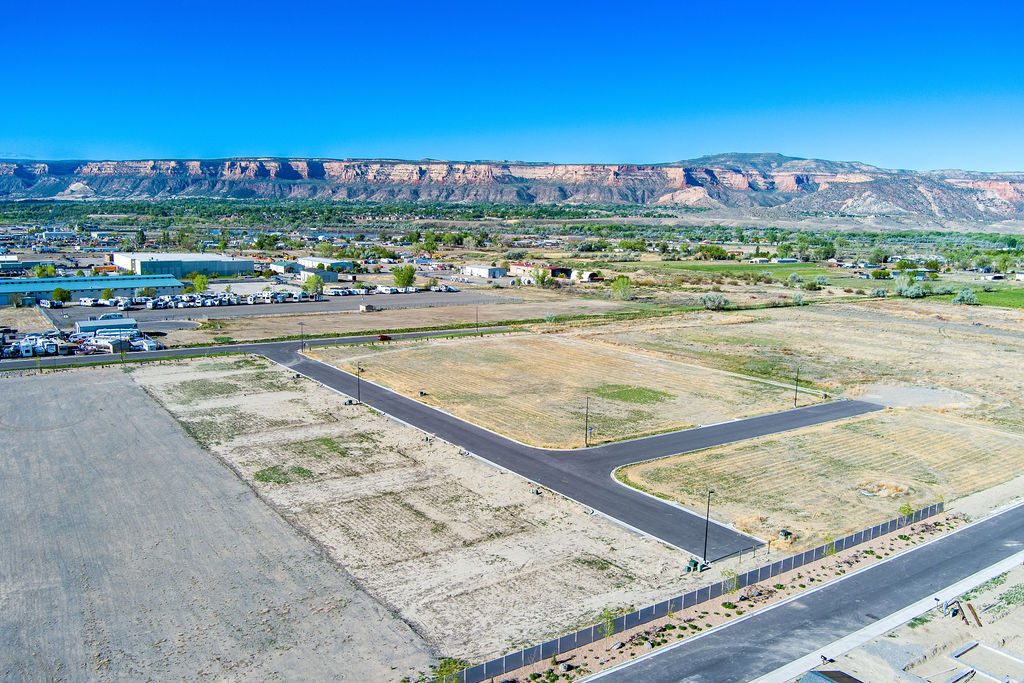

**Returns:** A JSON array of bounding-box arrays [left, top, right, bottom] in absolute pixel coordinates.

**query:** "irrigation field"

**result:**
[[306, 333, 806, 448], [619, 410, 1024, 549]]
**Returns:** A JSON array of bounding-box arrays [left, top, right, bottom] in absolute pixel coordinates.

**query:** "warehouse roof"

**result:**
[[117, 252, 252, 262], [0, 275, 183, 293]]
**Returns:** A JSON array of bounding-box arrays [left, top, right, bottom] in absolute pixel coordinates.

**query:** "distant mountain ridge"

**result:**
[[2, 154, 1024, 220]]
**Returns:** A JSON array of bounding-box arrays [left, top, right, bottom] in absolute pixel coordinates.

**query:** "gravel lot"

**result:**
[[0, 368, 433, 681]]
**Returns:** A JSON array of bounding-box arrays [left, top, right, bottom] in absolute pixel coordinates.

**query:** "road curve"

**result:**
[[4, 331, 882, 558]]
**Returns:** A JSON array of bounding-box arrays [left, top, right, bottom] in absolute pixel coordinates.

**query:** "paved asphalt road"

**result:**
[[3, 333, 881, 558], [594, 501, 1024, 682]]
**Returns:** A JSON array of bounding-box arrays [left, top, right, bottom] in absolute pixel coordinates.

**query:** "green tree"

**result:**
[[532, 266, 551, 288], [302, 274, 325, 294], [610, 275, 632, 300], [101, 288, 114, 299], [51, 287, 71, 302], [869, 248, 889, 264], [192, 274, 209, 292], [392, 265, 416, 287], [775, 243, 793, 259], [315, 241, 334, 257], [871, 269, 891, 279], [75, 270, 85, 277]]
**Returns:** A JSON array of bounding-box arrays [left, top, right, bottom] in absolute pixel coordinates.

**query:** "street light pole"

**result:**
[[793, 366, 800, 408], [703, 489, 714, 566], [584, 396, 590, 447], [476, 304, 479, 336], [299, 321, 304, 350], [356, 365, 362, 403]]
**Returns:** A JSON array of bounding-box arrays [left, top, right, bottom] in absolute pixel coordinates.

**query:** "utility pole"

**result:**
[[356, 365, 362, 403], [299, 321, 304, 350], [584, 396, 590, 447], [703, 489, 715, 566], [793, 366, 800, 408], [476, 304, 479, 336]]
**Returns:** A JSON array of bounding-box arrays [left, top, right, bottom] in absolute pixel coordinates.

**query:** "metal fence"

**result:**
[[449, 502, 943, 683]]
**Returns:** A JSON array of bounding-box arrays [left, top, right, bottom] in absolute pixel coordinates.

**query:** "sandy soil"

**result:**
[[0, 305, 51, 332], [161, 297, 626, 346], [305, 331, 809, 448], [129, 356, 782, 663], [621, 409, 1024, 549], [827, 561, 1024, 682]]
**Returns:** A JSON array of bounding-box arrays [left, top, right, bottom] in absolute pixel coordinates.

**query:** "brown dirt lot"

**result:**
[[305, 332, 807, 448], [0, 306, 51, 332], [161, 297, 627, 346], [129, 357, 763, 663], [581, 299, 1024, 434], [620, 410, 1024, 549]]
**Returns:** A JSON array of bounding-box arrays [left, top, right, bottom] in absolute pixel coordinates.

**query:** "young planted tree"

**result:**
[[610, 275, 632, 300], [51, 287, 71, 302], [100, 288, 114, 299], [192, 274, 209, 293], [302, 274, 325, 295]]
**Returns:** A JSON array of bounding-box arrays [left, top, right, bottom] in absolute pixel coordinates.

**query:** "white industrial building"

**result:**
[[113, 252, 255, 278], [461, 265, 507, 279], [296, 256, 356, 271]]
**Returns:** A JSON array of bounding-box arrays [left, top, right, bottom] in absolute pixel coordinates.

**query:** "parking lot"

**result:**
[[40, 289, 513, 330]]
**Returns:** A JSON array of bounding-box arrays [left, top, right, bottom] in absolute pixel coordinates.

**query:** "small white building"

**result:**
[[462, 265, 507, 279]]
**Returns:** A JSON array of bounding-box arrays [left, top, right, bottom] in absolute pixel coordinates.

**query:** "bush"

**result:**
[[787, 272, 803, 284], [699, 292, 730, 310], [869, 288, 887, 298], [792, 293, 805, 305], [759, 271, 774, 284], [814, 275, 829, 286], [951, 287, 980, 305], [931, 283, 955, 295], [803, 281, 820, 291], [610, 275, 632, 300], [51, 287, 71, 302]]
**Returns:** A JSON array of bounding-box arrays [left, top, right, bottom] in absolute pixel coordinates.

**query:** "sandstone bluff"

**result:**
[[3, 153, 1024, 220]]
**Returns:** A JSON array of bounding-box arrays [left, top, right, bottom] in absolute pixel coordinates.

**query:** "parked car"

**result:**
[[377, 334, 392, 341]]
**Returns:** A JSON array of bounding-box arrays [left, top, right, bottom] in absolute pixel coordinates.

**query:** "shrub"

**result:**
[[610, 275, 633, 300], [792, 293, 805, 305], [871, 269, 890, 279], [803, 281, 820, 291], [787, 272, 803, 284], [951, 287, 980, 305], [699, 292, 730, 310], [814, 275, 829, 286], [869, 288, 887, 297], [931, 283, 955, 295], [759, 271, 774, 283]]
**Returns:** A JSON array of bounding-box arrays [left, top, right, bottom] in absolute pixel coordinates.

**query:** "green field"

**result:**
[[932, 284, 1024, 309]]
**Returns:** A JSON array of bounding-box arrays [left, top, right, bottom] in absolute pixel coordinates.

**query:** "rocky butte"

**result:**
[[2, 153, 1024, 220]]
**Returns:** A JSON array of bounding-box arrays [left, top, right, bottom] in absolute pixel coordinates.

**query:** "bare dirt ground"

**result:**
[[129, 356, 779, 663], [620, 410, 1024, 549], [161, 296, 627, 346], [581, 299, 1024, 434], [305, 331, 806, 448], [0, 305, 51, 331], [0, 368, 432, 681], [823, 561, 1024, 682]]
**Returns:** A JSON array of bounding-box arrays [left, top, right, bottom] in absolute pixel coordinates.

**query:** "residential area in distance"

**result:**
[[1, 187, 1024, 683]]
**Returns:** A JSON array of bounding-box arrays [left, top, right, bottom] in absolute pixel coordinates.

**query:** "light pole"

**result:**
[[584, 396, 590, 447], [703, 489, 714, 566], [356, 364, 362, 403], [299, 321, 304, 350], [476, 304, 479, 336], [793, 366, 800, 408]]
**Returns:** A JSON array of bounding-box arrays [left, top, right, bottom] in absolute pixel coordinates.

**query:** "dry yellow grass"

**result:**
[[0, 306, 50, 331], [620, 410, 1024, 548], [585, 300, 1024, 433], [307, 332, 807, 447]]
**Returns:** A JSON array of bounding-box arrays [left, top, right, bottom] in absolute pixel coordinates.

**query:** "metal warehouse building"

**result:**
[[113, 252, 255, 278], [0, 275, 184, 306]]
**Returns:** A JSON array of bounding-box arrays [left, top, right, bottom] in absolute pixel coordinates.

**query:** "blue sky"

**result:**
[[2, 1, 1023, 170]]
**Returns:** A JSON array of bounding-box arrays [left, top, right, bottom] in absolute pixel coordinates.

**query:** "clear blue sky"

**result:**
[[2, 0, 1023, 171]]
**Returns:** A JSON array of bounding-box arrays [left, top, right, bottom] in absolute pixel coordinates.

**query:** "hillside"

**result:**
[[2, 154, 1024, 220]]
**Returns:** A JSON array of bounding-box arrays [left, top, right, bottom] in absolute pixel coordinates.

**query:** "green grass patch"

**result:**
[[932, 285, 1024, 309], [253, 464, 314, 484], [591, 383, 673, 404]]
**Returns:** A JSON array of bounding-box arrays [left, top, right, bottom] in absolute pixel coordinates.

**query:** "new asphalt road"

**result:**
[[4, 333, 882, 558], [593, 501, 1024, 682]]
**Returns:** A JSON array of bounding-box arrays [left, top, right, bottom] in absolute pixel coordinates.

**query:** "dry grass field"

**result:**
[[306, 333, 806, 447], [620, 409, 1024, 549], [161, 296, 627, 346], [130, 357, 752, 662], [584, 299, 1024, 434], [0, 305, 50, 331]]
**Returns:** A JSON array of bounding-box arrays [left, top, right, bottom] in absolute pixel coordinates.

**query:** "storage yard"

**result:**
[[0, 368, 433, 681]]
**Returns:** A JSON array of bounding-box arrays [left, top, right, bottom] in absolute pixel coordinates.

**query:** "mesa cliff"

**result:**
[[2, 153, 1023, 220]]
